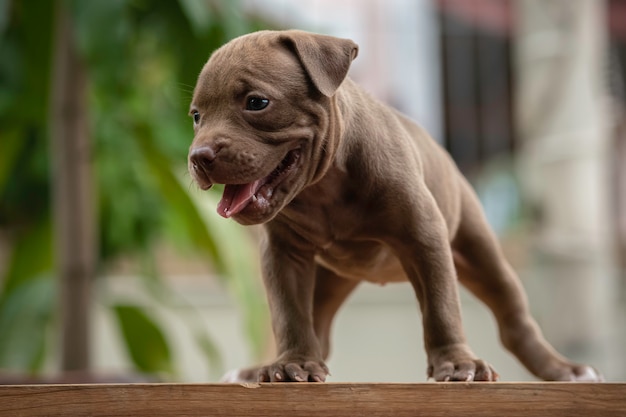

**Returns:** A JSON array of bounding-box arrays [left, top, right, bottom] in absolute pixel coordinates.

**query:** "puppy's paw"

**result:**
[[427, 344, 498, 382], [541, 362, 604, 382], [258, 356, 329, 383]]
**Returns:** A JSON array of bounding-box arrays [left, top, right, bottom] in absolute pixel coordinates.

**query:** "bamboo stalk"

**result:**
[[49, 0, 94, 372]]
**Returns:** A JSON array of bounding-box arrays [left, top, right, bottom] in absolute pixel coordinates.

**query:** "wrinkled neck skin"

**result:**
[[306, 90, 344, 187], [265, 78, 386, 251]]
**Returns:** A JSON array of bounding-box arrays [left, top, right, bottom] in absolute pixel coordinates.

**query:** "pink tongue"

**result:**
[[217, 180, 262, 218]]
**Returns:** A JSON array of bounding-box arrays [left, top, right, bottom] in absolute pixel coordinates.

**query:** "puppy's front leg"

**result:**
[[393, 191, 498, 382], [258, 229, 328, 383]]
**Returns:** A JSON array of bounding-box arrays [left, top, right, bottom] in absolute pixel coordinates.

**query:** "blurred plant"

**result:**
[[0, 0, 270, 378]]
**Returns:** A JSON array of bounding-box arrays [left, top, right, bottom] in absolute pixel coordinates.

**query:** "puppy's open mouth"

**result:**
[[216, 148, 301, 218]]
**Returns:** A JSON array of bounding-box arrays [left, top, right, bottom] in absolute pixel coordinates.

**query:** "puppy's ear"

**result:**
[[280, 31, 359, 97]]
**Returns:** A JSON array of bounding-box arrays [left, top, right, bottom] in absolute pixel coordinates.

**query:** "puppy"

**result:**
[[188, 30, 601, 382]]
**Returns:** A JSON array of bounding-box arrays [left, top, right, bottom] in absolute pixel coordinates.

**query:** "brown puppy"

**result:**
[[188, 30, 602, 382]]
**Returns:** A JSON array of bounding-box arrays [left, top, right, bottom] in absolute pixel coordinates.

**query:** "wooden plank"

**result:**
[[1, 382, 625, 417]]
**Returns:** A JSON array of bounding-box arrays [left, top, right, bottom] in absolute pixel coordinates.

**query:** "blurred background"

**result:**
[[0, 0, 625, 383]]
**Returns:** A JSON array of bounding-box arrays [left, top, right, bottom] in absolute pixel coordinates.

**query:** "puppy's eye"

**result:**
[[192, 111, 200, 124], [246, 97, 269, 111]]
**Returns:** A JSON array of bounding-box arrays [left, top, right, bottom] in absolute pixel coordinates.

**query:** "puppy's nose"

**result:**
[[189, 146, 216, 172]]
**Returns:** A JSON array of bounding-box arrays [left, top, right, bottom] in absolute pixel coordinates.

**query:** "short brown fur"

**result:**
[[189, 30, 601, 383]]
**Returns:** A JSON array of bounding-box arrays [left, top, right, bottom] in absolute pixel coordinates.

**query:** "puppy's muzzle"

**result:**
[[189, 146, 216, 190]]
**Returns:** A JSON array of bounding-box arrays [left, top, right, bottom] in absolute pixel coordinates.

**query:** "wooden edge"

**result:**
[[1, 382, 625, 417]]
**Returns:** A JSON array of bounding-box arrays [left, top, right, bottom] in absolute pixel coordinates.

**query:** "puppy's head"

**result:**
[[188, 30, 358, 225]]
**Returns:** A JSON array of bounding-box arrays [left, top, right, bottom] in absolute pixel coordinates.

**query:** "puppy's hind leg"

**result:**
[[452, 179, 602, 381]]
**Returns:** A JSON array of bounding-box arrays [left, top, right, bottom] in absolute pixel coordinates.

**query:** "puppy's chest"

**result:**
[[284, 178, 405, 282], [286, 186, 365, 242], [314, 239, 405, 283]]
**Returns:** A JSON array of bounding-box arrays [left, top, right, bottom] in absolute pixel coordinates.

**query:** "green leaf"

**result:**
[[178, 0, 212, 35], [0, 275, 55, 372], [0, 0, 10, 35], [3, 0, 54, 123], [0, 129, 24, 200], [0, 216, 53, 372], [0, 216, 52, 299], [113, 304, 174, 375]]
